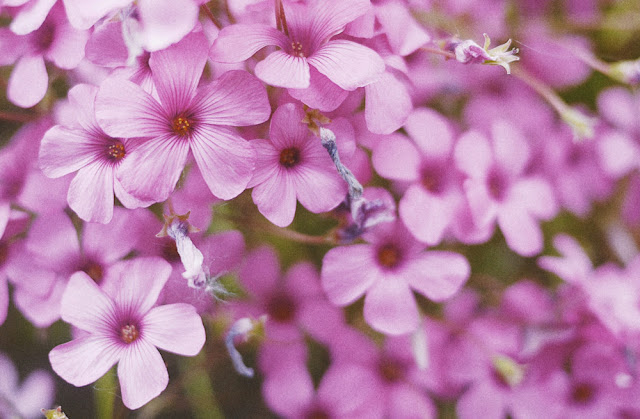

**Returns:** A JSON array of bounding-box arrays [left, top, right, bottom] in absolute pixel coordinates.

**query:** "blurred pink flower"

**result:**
[[49, 257, 206, 410], [0, 353, 55, 419]]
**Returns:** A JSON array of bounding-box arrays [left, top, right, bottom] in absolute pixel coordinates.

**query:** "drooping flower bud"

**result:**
[[448, 33, 520, 74]]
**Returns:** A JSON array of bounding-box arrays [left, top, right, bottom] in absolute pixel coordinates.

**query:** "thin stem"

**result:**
[[511, 66, 571, 116], [200, 3, 222, 29], [0, 111, 38, 123], [420, 45, 456, 60], [263, 223, 335, 245]]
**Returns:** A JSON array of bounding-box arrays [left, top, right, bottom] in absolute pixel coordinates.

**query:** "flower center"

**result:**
[[106, 140, 126, 161], [267, 294, 296, 323], [36, 22, 55, 52], [172, 116, 194, 137], [487, 168, 508, 201], [291, 41, 305, 57], [377, 243, 401, 269], [571, 382, 596, 405], [421, 165, 445, 194], [120, 324, 140, 344], [378, 357, 405, 383], [80, 259, 104, 283], [279, 147, 301, 168], [305, 407, 330, 419]]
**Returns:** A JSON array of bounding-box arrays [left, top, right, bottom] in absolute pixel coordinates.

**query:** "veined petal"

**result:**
[[68, 162, 115, 224], [293, 163, 346, 214], [268, 103, 310, 149], [364, 278, 419, 335], [108, 258, 172, 314], [288, 66, 348, 112], [252, 167, 297, 227], [321, 245, 379, 306], [144, 303, 206, 356], [61, 272, 116, 332], [192, 70, 271, 127], [116, 135, 190, 202], [148, 31, 208, 116], [364, 71, 412, 135], [49, 336, 123, 386], [190, 125, 255, 200], [209, 24, 289, 62], [255, 51, 310, 89], [45, 19, 88, 70], [118, 341, 168, 410], [138, 0, 198, 52], [66, 83, 101, 133], [7, 54, 48, 108], [247, 139, 280, 188], [38, 126, 100, 178], [95, 76, 168, 139], [309, 0, 370, 46], [62, 0, 131, 30], [407, 251, 470, 301], [309, 40, 384, 90]]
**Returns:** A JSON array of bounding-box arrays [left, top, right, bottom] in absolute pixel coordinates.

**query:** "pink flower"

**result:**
[[249, 102, 349, 227], [49, 257, 206, 410], [39, 84, 151, 223], [0, 352, 55, 419], [321, 221, 470, 335], [209, 0, 384, 94], [95, 30, 271, 202]]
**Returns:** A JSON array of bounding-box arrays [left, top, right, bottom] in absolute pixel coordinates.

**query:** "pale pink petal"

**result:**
[[82, 207, 145, 263], [62, 0, 131, 30], [405, 109, 453, 158], [456, 381, 507, 419], [0, 353, 18, 393], [454, 130, 493, 178], [268, 102, 309, 149], [317, 364, 382, 417], [113, 177, 155, 209], [309, 0, 370, 46], [13, 370, 55, 417], [321, 245, 379, 305], [138, 0, 198, 52], [7, 54, 48, 108], [288, 66, 348, 112], [498, 203, 544, 257], [597, 131, 638, 176], [294, 166, 346, 214], [66, 83, 101, 132], [399, 185, 455, 245], [116, 135, 190, 202], [67, 162, 114, 224], [247, 139, 280, 188], [363, 278, 419, 335], [255, 50, 310, 88], [597, 87, 637, 132], [364, 71, 412, 134], [464, 179, 497, 228], [0, 203, 7, 240], [0, 276, 8, 325], [38, 126, 99, 178], [49, 336, 123, 386], [491, 120, 530, 176], [109, 258, 172, 314], [239, 246, 280, 298], [148, 31, 208, 115], [192, 70, 271, 127], [538, 234, 592, 284], [376, 0, 430, 56], [13, 275, 66, 328], [84, 21, 127, 66], [388, 384, 436, 419], [252, 167, 297, 227], [45, 20, 88, 69], [509, 177, 558, 219], [209, 23, 288, 62], [9, 0, 56, 35], [95, 76, 168, 139], [262, 364, 314, 417], [406, 251, 470, 301], [309, 40, 384, 90], [372, 136, 420, 181], [60, 271, 115, 331], [118, 341, 169, 410], [190, 125, 255, 200], [144, 303, 205, 356]]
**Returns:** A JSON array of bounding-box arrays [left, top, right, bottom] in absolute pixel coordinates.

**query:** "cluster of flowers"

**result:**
[[1, 0, 639, 417]]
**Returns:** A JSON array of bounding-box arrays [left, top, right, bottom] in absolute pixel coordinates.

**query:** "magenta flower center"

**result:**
[[487, 168, 508, 201], [172, 116, 194, 137], [571, 382, 596, 404], [291, 41, 305, 57], [267, 294, 296, 323], [421, 165, 445, 194], [377, 243, 401, 269], [305, 407, 330, 419], [106, 141, 126, 162], [120, 324, 140, 344], [279, 147, 301, 168], [35, 22, 56, 52], [80, 259, 104, 283]]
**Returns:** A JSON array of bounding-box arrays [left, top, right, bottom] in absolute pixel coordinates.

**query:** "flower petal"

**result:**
[[45, 18, 88, 69], [148, 31, 208, 115], [9, 0, 56, 35], [38, 126, 99, 178], [372, 136, 420, 181], [252, 165, 297, 227], [116, 135, 190, 203], [138, 0, 198, 52], [293, 160, 346, 214], [498, 202, 543, 257], [255, 51, 310, 89], [363, 278, 419, 335], [308, 0, 370, 46], [364, 71, 412, 135], [192, 70, 271, 127], [399, 185, 456, 245], [455, 130, 492, 178], [49, 335, 123, 386], [288, 66, 348, 112], [118, 341, 168, 410], [68, 162, 115, 224], [107, 257, 172, 314], [239, 246, 281, 299], [406, 251, 470, 301], [7, 54, 48, 108], [143, 303, 205, 356], [190, 125, 255, 200], [321, 245, 379, 306], [309, 40, 384, 90], [95, 76, 168, 139], [60, 271, 115, 331], [209, 24, 288, 62]]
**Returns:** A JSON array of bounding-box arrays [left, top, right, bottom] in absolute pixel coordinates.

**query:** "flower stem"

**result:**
[[200, 3, 222, 29], [420, 45, 456, 60]]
